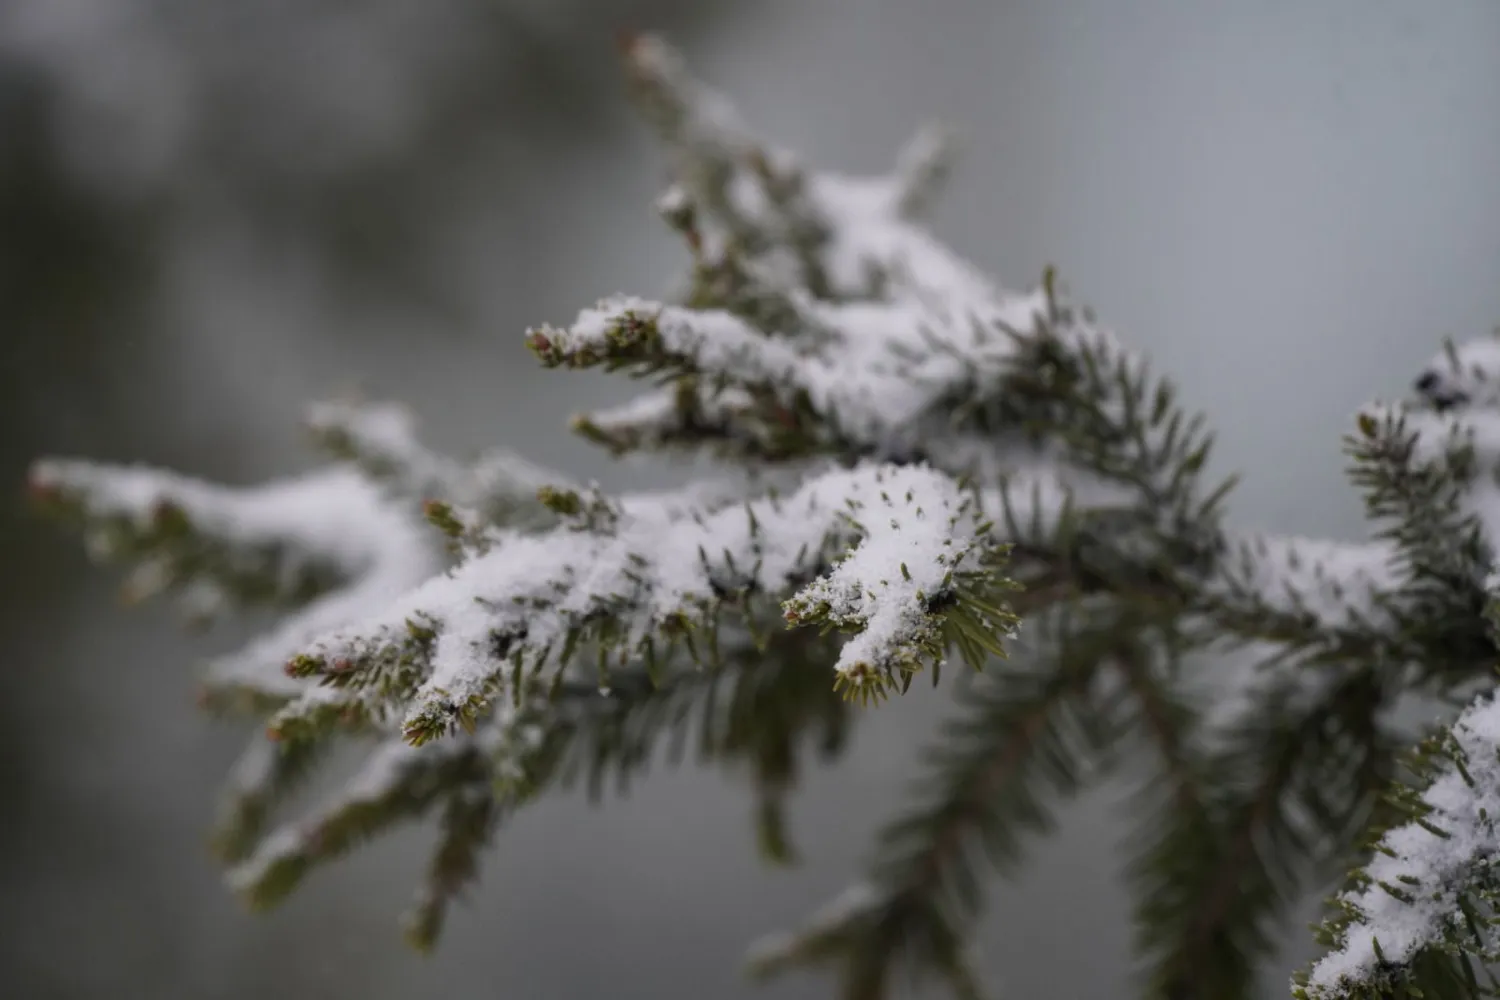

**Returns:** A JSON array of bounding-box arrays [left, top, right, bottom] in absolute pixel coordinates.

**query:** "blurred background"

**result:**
[[2, 1, 1498, 997]]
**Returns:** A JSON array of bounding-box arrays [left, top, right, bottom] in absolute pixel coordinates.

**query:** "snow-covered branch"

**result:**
[[29, 460, 431, 619], [306, 397, 570, 529], [31, 32, 1500, 999], [285, 462, 1016, 743], [1300, 691, 1500, 999]]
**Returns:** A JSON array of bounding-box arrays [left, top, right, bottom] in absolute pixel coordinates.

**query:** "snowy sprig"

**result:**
[[528, 287, 1052, 466], [1205, 534, 1400, 641], [746, 328, 1500, 1000], [1299, 691, 1500, 999], [306, 397, 569, 529], [287, 462, 1016, 743], [1339, 373, 1500, 687], [226, 728, 503, 951], [28, 460, 432, 625], [1282, 343, 1500, 999], [568, 382, 773, 459]]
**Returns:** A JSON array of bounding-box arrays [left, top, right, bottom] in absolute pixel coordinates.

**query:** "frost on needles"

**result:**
[[28, 33, 1500, 1000]]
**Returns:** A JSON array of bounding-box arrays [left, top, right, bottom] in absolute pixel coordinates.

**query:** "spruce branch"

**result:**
[[1297, 688, 1500, 1000], [506, 622, 849, 812], [1344, 405, 1496, 682], [286, 462, 1016, 743], [30, 31, 1500, 1000], [211, 733, 332, 864], [1201, 534, 1401, 653], [305, 397, 567, 530], [890, 124, 958, 221], [404, 783, 502, 951], [28, 461, 383, 617], [28, 459, 444, 714], [227, 734, 496, 914], [237, 619, 855, 946], [527, 288, 1051, 467], [567, 380, 821, 463]]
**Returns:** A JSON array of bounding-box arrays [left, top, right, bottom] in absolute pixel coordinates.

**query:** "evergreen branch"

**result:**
[[253, 623, 852, 950], [306, 397, 567, 529], [403, 786, 503, 952], [286, 462, 1015, 744], [1343, 405, 1497, 685], [237, 656, 721, 946], [26, 460, 443, 709], [525, 295, 803, 392], [1348, 406, 1489, 608], [211, 733, 332, 864], [210, 540, 443, 708], [1202, 535, 1400, 650], [993, 279, 1232, 547], [264, 683, 390, 745], [1299, 688, 1500, 1000], [993, 467, 1188, 606], [522, 624, 852, 863], [228, 735, 493, 911], [1124, 692, 1275, 1000], [529, 288, 1062, 466], [519, 669, 707, 801], [569, 379, 833, 464], [675, 228, 829, 337], [705, 627, 852, 865], [617, 31, 770, 255], [606, 32, 1065, 465], [27, 461, 391, 616]]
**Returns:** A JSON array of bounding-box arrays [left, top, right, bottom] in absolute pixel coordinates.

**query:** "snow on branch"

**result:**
[[211, 731, 329, 863], [744, 881, 886, 977], [1413, 331, 1500, 413], [592, 33, 1115, 480], [568, 382, 767, 459], [623, 31, 999, 305], [285, 462, 1018, 744], [227, 731, 497, 921], [1299, 690, 1500, 999], [28, 458, 444, 706], [1206, 533, 1401, 641], [306, 397, 569, 528], [529, 289, 1050, 462], [1396, 404, 1500, 567], [1346, 395, 1500, 657], [1363, 331, 1500, 560], [28, 460, 417, 617]]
